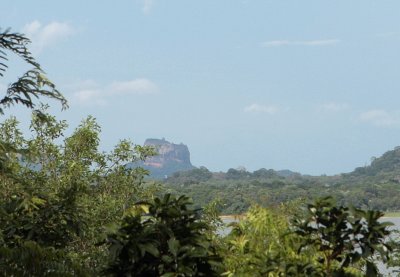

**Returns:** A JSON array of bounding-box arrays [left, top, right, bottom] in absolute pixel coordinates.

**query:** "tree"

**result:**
[[223, 203, 321, 277], [166, 166, 213, 185], [0, 28, 77, 275], [0, 107, 157, 275], [222, 197, 393, 277], [104, 194, 222, 276], [293, 196, 392, 276], [0, 28, 67, 113], [0, 28, 68, 175]]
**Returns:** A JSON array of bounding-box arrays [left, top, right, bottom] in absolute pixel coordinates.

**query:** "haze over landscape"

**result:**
[[2, 0, 400, 175]]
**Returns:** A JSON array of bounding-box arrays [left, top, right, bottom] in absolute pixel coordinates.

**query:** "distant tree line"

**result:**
[[164, 154, 400, 214]]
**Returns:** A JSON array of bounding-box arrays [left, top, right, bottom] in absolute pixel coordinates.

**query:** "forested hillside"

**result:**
[[164, 147, 400, 214]]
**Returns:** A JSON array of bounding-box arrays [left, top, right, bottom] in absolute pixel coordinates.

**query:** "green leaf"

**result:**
[[168, 237, 180, 257], [141, 243, 159, 257]]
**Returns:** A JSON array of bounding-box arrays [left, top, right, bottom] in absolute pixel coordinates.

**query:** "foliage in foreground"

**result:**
[[223, 197, 393, 277], [0, 28, 67, 114], [0, 109, 396, 276], [223, 204, 319, 277], [104, 194, 221, 276], [0, 109, 156, 275], [294, 197, 392, 276]]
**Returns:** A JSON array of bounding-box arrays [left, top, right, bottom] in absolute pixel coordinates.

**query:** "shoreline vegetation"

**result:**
[[383, 212, 400, 218], [219, 214, 246, 221]]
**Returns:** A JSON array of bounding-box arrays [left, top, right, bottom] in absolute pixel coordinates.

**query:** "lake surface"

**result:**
[[385, 217, 400, 229]]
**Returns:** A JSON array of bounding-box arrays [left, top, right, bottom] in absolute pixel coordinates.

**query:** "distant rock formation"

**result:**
[[141, 138, 194, 179]]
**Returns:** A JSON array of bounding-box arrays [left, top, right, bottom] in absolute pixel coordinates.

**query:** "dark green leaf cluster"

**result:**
[[293, 197, 392, 276], [104, 194, 222, 276]]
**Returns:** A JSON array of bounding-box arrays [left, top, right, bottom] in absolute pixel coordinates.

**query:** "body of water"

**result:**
[[385, 217, 400, 229]]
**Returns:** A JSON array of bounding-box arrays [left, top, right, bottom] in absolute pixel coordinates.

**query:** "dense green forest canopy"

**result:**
[[164, 147, 400, 214]]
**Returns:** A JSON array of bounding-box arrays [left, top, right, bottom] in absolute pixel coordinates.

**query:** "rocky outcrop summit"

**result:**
[[141, 138, 194, 179]]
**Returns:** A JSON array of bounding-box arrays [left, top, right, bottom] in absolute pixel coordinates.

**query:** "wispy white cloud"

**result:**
[[244, 103, 279, 114], [108, 79, 158, 95], [318, 102, 349, 112], [71, 78, 158, 106], [262, 39, 340, 47], [22, 21, 74, 53], [73, 89, 106, 106], [70, 80, 105, 106], [142, 0, 154, 14], [359, 109, 400, 127]]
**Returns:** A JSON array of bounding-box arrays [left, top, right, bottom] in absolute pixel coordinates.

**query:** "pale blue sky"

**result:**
[[2, 1, 400, 175]]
